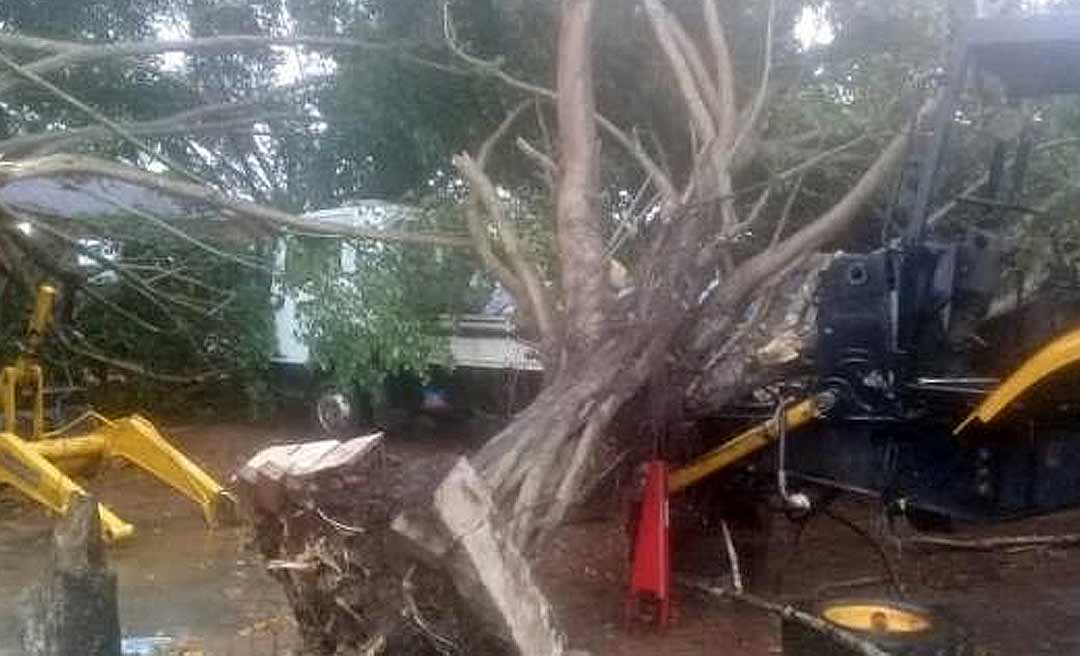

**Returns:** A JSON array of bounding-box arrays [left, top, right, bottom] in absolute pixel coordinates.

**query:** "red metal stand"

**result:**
[[626, 459, 671, 629]]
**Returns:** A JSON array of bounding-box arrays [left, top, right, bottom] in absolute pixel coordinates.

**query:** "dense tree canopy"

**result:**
[[2, 0, 1080, 461]]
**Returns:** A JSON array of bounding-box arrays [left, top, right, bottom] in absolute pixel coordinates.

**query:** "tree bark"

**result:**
[[555, 0, 609, 356]]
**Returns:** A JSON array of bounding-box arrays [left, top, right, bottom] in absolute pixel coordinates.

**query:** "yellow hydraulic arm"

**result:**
[[0, 284, 236, 541], [1, 284, 56, 440], [29, 413, 237, 528], [669, 392, 835, 494], [0, 431, 134, 541], [955, 324, 1080, 434], [670, 323, 1080, 493]]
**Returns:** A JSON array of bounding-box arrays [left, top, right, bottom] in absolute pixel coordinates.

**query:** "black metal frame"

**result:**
[[780, 15, 1080, 522]]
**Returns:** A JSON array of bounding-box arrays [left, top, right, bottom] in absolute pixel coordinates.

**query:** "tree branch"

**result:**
[[727, 0, 776, 167], [0, 78, 323, 157], [681, 577, 892, 656], [642, 0, 716, 143], [82, 188, 269, 272], [459, 141, 556, 342], [515, 137, 558, 186], [0, 155, 474, 247], [442, 2, 676, 201], [0, 33, 81, 53], [691, 96, 937, 357], [55, 330, 223, 385], [0, 34, 463, 96], [0, 50, 209, 186], [768, 175, 804, 248], [555, 0, 609, 353], [703, 0, 738, 148], [903, 533, 1080, 551], [453, 103, 557, 346]]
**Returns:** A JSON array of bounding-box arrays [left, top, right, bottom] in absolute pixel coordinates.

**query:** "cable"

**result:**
[[823, 508, 904, 598], [775, 398, 811, 511]]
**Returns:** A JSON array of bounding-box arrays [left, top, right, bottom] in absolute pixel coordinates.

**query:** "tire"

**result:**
[[782, 597, 972, 656], [313, 385, 363, 437]]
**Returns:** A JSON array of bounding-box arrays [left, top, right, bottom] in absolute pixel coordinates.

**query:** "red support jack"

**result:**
[[626, 459, 671, 629]]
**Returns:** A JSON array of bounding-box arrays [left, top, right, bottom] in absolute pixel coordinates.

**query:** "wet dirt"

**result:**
[[0, 422, 299, 656], [3, 421, 1080, 655]]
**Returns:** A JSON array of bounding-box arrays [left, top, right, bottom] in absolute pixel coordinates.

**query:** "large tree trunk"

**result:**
[[554, 0, 609, 358]]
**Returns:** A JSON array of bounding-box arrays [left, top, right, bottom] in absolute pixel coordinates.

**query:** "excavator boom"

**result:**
[[0, 284, 235, 541]]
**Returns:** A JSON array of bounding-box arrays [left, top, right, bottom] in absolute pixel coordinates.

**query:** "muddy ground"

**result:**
[[3, 421, 1080, 655]]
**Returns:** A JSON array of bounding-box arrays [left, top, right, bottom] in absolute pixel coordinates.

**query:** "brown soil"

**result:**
[[2, 420, 1080, 654]]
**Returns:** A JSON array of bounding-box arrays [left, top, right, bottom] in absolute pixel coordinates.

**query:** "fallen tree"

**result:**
[[6, 1, 1080, 653]]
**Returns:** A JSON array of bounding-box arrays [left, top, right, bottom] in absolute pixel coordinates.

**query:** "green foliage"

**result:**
[[285, 198, 490, 392], [41, 214, 277, 420], [5, 0, 1080, 421]]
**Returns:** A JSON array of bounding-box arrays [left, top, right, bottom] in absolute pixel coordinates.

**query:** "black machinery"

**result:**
[[676, 14, 1080, 523]]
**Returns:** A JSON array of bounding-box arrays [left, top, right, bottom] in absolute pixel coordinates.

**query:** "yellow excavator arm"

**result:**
[[669, 393, 834, 494], [0, 284, 235, 541], [955, 325, 1080, 434]]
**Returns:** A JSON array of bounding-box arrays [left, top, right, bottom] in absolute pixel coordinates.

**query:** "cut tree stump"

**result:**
[[240, 436, 519, 655], [18, 494, 121, 656]]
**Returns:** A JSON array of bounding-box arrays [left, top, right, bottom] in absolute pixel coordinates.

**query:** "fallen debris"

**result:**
[[679, 576, 893, 656]]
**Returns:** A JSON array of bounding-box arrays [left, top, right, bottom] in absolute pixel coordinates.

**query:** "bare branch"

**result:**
[[477, 102, 528, 167], [771, 132, 877, 185], [455, 152, 556, 346], [681, 577, 893, 656], [0, 34, 463, 96], [703, 1, 738, 148], [727, 0, 776, 166], [78, 287, 172, 335], [442, 2, 676, 201], [0, 77, 323, 157], [0, 213, 172, 334], [0, 50, 209, 186], [691, 96, 938, 358], [453, 108, 527, 295], [642, 0, 716, 143], [904, 532, 1080, 551], [515, 137, 558, 185], [750, 133, 907, 285], [10, 208, 210, 317], [83, 188, 269, 272], [743, 186, 773, 232], [55, 330, 223, 385], [452, 102, 557, 345], [0, 33, 81, 53], [0, 155, 474, 247], [769, 175, 804, 248]]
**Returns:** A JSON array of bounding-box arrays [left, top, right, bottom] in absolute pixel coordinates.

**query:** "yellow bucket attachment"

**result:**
[[0, 416, 235, 542]]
